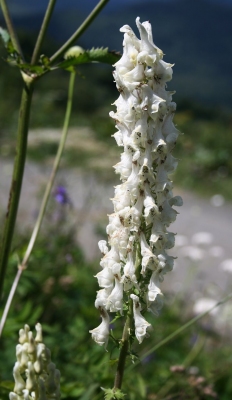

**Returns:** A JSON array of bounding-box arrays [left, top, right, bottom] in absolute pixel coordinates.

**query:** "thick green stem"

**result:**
[[0, 72, 76, 336], [113, 300, 133, 391], [0, 0, 24, 60], [31, 0, 57, 65], [0, 81, 34, 301], [50, 0, 110, 64]]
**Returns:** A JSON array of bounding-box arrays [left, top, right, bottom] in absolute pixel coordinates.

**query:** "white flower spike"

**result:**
[[91, 17, 182, 346], [9, 324, 60, 400]]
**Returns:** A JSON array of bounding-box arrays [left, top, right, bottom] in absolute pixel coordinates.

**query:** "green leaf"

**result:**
[[15, 62, 45, 74], [108, 358, 119, 367], [58, 47, 121, 71], [102, 388, 126, 400], [79, 384, 99, 400], [136, 374, 147, 398], [0, 27, 10, 46], [0, 381, 14, 390], [0, 27, 20, 61]]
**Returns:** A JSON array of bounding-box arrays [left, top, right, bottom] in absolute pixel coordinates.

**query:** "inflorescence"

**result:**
[[90, 17, 182, 347]]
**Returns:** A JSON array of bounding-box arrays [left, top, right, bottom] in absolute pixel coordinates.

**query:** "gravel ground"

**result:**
[[1, 156, 232, 325]]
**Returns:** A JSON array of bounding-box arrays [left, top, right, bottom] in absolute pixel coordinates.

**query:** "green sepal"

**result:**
[[58, 47, 121, 71]]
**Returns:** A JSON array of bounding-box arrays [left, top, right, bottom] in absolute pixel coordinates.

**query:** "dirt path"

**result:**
[[1, 153, 232, 313]]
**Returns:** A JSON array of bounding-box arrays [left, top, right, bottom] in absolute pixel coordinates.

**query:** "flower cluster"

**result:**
[[90, 17, 182, 347], [9, 324, 60, 400]]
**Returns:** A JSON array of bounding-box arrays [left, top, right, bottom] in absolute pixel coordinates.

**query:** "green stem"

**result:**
[[113, 300, 133, 391], [0, 0, 24, 60], [22, 71, 76, 267], [50, 0, 110, 64], [0, 81, 34, 301], [31, 0, 57, 65], [0, 72, 76, 336], [126, 291, 232, 373]]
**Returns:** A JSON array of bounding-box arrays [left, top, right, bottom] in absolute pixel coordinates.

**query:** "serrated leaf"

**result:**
[[102, 388, 126, 400], [88, 47, 121, 64], [17, 63, 46, 74], [58, 47, 121, 71]]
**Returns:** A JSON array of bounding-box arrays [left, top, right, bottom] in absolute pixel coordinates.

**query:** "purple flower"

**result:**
[[54, 185, 71, 205]]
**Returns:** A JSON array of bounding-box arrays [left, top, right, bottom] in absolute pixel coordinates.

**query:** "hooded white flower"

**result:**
[[130, 294, 151, 343], [91, 17, 182, 347], [89, 307, 110, 349]]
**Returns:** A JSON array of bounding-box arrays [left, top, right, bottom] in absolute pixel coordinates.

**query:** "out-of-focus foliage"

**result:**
[[0, 199, 232, 399], [174, 102, 232, 200], [0, 33, 231, 201]]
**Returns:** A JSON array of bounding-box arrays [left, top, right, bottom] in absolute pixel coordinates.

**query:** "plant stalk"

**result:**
[[50, 0, 110, 64], [0, 81, 34, 301], [0, 72, 76, 336], [113, 300, 133, 391], [0, 0, 24, 60], [31, 0, 57, 65]]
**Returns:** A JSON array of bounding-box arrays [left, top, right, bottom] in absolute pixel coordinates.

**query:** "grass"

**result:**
[[0, 210, 232, 399]]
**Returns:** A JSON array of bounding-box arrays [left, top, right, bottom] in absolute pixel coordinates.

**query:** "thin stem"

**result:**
[[31, 0, 57, 65], [0, 72, 76, 337], [126, 292, 232, 373], [22, 71, 76, 267], [0, 0, 24, 60], [113, 300, 133, 391], [0, 268, 22, 336], [0, 81, 34, 301], [50, 0, 110, 64]]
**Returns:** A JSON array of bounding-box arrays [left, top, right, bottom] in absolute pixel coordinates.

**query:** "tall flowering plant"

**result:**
[[90, 17, 182, 362]]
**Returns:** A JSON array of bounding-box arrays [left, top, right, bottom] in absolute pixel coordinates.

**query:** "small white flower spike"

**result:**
[[91, 17, 182, 346], [9, 324, 60, 400]]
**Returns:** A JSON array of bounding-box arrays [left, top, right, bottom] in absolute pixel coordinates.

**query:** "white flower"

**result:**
[[148, 272, 162, 302], [98, 240, 108, 255], [95, 288, 112, 308], [106, 276, 124, 314], [95, 267, 114, 289], [90, 307, 110, 349], [130, 294, 151, 343]]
